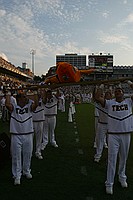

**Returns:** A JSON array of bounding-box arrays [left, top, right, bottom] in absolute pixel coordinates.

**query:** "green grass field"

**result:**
[[0, 103, 133, 200]]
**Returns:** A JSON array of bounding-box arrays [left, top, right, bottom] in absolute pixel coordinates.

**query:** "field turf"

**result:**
[[0, 103, 133, 200]]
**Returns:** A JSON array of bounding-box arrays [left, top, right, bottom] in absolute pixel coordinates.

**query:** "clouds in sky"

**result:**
[[0, 0, 133, 75]]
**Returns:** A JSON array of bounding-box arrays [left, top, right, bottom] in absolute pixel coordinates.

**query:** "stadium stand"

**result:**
[[0, 56, 33, 83]]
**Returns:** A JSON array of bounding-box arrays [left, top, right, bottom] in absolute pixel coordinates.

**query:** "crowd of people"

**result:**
[[0, 74, 28, 92], [0, 81, 94, 187], [0, 74, 133, 196], [3, 88, 64, 185]]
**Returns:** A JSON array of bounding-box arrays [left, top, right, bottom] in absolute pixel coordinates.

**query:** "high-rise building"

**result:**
[[56, 54, 86, 69]]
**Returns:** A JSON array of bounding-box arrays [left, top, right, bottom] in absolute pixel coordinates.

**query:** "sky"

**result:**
[[0, 0, 133, 76]]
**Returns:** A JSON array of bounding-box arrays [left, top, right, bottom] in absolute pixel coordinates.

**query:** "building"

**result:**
[[55, 53, 114, 81], [22, 62, 27, 69], [113, 65, 133, 79], [88, 53, 113, 80], [56, 54, 86, 69], [55, 53, 133, 87], [17, 63, 34, 78]]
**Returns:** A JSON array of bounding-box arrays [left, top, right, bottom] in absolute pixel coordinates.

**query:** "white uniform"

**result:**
[[10, 95, 17, 105], [58, 94, 65, 112], [32, 99, 45, 156], [94, 103, 108, 161], [93, 104, 99, 148], [42, 95, 58, 148], [1, 96, 8, 121], [10, 101, 34, 179], [105, 98, 133, 187], [94, 104, 99, 131]]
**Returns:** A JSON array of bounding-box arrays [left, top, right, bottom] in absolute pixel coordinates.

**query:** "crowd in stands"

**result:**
[[0, 72, 94, 100], [0, 74, 27, 93], [0, 74, 94, 124]]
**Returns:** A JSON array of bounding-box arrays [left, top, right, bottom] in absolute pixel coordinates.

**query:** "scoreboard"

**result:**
[[88, 54, 113, 73]]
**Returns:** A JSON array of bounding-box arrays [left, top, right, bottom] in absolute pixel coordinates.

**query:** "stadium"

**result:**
[[0, 55, 133, 200]]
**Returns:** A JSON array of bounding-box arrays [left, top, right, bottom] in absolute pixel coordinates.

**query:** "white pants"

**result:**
[[105, 133, 131, 187], [94, 116, 99, 144], [94, 123, 107, 159], [11, 134, 33, 179], [33, 121, 44, 154], [58, 101, 65, 112], [61, 102, 65, 112], [95, 116, 99, 131], [42, 116, 57, 147]]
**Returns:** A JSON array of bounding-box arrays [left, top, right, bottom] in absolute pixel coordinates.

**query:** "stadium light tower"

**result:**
[[30, 49, 36, 74]]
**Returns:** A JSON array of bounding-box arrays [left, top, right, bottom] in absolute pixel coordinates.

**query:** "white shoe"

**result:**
[[14, 178, 20, 185], [52, 143, 58, 148], [35, 152, 43, 159], [93, 142, 97, 148], [119, 180, 128, 188], [24, 173, 32, 179], [104, 143, 108, 148], [41, 144, 46, 150], [94, 158, 100, 163], [106, 186, 113, 195], [36, 154, 43, 160]]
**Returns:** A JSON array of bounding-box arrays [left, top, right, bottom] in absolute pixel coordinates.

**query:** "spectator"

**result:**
[[1, 94, 8, 122]]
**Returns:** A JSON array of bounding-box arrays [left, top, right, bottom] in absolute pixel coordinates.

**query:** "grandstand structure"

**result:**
[[0, 56, 33, 82]]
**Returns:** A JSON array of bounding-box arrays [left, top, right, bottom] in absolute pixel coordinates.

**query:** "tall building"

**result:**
[[56, 54, 86, 69]]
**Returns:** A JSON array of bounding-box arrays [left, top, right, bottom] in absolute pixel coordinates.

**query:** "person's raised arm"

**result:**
[[54, 88, 60, 99], [5, 91, 13, 112], [30, 91, 39, 111], [41, 89, 47, 104], [127, 81, 133, 101], [93, 87, 105, 107]]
